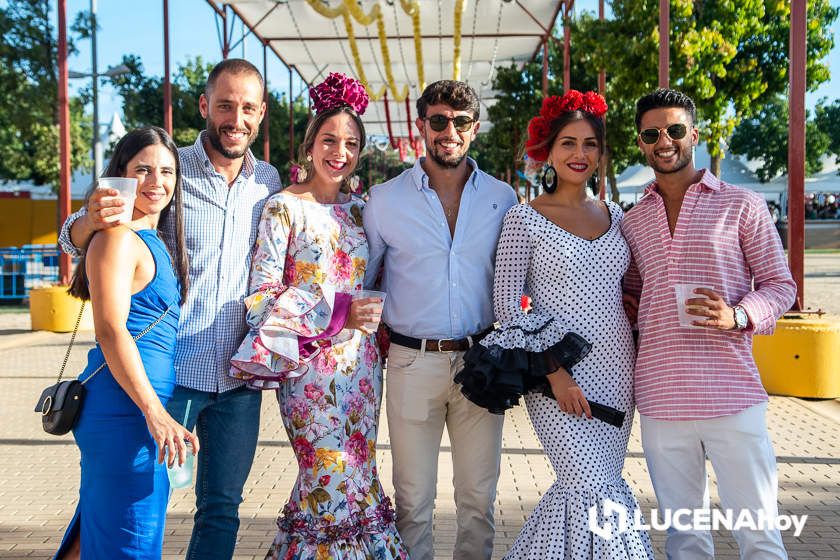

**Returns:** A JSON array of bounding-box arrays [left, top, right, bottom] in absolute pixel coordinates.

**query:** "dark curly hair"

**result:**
[[635, 88, 696, 130], [416, 80, 480, 120]]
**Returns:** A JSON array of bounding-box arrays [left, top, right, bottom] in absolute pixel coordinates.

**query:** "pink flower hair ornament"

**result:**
[[309, 72, 369, 116], [525, 89, 608, 162]]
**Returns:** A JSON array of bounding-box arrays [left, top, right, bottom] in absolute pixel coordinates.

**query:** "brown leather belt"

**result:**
[[389, 327, 494, 352]]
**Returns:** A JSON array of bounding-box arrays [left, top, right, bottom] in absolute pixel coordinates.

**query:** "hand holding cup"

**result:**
[[347, 290, 386, 334], [92, 177, 137, 227], [684, 287, 736, 330]]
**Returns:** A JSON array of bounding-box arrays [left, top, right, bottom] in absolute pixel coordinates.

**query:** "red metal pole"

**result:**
[[383, 92, 398, 149], [57, 0, 72, 285], [222, 6, 230, 59], [562, 2, 571, 92], [289, 65, 294, 162], [542, 37, 549, 97], [598, 0, 606, 201], [263, 42, 270, 162], [405, 96, 415, 144], [163, 0, 172, 135], [658, 0, 669, 88], [788, 0, 806, 310]]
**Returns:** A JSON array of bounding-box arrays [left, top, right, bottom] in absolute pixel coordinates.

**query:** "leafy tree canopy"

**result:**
[[481, 0, 837, 190], [729, 95, 829, 182], [815, 98, 840, 162], [0, 0, 91, 189], [587, 0, 837, 176]]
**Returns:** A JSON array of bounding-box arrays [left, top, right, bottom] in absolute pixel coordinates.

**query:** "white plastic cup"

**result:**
[[352, 290, 386, 332], [167, 441, 195, 489], [674, 283, 713, 328], [97, 177, 137, 224]]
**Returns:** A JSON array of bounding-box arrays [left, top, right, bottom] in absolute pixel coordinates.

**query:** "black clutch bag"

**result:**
[[587, 401, 626, 428]]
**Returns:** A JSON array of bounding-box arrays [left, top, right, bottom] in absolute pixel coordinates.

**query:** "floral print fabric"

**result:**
[[229, 192, 408, 559]]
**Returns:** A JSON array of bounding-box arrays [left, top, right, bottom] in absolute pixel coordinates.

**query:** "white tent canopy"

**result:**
[[613, 144, 827, 202], [214, 0, 563, 138]]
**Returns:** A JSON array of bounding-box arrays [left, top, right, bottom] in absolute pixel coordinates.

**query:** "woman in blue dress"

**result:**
[[55, 126, 197, 560]]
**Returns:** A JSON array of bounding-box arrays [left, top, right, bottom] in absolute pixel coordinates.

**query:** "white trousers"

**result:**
[[386, 343, 505, 560], [640, 402, 788, 560]]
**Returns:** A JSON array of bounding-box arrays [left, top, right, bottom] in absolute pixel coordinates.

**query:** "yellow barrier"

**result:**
[[754, 317, 840, 398], [29, 286, 93, 333], [0, 198, 84, 247]]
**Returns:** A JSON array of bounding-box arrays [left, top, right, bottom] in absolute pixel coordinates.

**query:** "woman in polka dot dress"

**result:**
[[456, 91, 654, 559]]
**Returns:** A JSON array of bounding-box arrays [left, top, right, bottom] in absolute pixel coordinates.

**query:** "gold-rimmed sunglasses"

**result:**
[[638, 123, 688, 144]]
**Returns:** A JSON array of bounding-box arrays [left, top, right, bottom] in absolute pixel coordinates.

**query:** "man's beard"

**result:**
[[648, 146, 692, 175], [428, 139, 467, 169], [205, 119, 256, 159]]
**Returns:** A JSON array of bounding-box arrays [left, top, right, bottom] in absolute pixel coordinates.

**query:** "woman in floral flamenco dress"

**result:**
[[229, 74, 408, 560]]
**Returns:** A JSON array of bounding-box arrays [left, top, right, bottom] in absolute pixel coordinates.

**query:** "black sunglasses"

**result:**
[[639, 123, 688, 144], [425, 114, 476, 132]]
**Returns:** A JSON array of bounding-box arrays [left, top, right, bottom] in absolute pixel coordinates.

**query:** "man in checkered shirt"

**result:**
[[59, 59, 282, 559]]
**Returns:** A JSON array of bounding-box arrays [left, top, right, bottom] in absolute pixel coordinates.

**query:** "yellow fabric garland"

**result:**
[[452, 0, 464, 80], [304, 0, 408, 102]]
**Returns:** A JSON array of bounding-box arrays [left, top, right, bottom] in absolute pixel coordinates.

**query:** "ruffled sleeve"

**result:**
[[229, 197, 352, 389], [454, 205, 592, 413]]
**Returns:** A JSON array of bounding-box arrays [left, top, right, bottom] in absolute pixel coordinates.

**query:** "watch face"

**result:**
[[735, 307, 748, 328]]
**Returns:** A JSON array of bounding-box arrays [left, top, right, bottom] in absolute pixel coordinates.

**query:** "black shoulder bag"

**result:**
[[34, 302, 170, 435]]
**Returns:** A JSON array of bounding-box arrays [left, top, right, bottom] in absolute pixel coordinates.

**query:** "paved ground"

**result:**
[[1, 254, 838, 559]]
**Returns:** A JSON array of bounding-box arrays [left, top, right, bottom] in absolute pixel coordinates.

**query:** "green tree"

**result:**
[[815, 98, 840, 165], [472, 58, 545, 186], [107, 54, 309, 180], [583, 0, 837, 177], [107, 55, 209, 146], [730, 95, 829, 182], [0, 0, 92, 189], [568, 12, 644, 200]]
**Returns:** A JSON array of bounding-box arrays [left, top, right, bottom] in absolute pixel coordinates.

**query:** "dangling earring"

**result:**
[[290, 163, 306, 184], [347, 175, 361, 194], [306, 153, 312, 162], [541, 163, 557, 194]]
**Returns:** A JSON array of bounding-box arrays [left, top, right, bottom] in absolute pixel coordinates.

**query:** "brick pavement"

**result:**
[[1, 253, 838, 559]]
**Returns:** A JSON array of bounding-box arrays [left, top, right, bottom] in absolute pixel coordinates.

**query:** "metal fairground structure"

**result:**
[[54, 0, 810, 310]]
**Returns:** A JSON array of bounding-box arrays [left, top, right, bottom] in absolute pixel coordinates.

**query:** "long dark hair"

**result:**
[[68, 126, 189, 303], [295, 105, 366, 193]]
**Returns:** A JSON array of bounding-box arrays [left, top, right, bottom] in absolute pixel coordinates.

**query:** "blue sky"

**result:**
[[61, 0, 840, 126]]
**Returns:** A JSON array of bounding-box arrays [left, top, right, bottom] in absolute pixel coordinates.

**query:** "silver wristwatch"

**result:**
[[732, 305, 748, 330]]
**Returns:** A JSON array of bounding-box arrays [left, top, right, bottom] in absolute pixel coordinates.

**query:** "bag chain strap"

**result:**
[[55, 302, 86, 385], [54, 302, 172, 386]]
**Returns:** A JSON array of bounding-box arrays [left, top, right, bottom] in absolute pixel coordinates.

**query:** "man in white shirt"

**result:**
[[363, 80, 518, 560]]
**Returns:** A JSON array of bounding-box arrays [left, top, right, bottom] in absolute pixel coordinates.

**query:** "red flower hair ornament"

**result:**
[[525, 89, 608, 162], [309, 72, 369, 116]]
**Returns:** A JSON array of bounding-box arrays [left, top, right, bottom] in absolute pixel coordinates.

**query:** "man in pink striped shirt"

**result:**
[[621, 89, 796, 559]]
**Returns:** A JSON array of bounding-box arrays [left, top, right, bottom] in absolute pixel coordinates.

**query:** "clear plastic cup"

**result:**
[[97, 177, 137, 224], [167, 441, 195, 489], [674, 283, 712, 328], [353, 290, 386, 332]]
